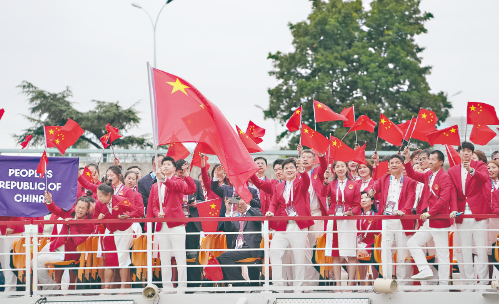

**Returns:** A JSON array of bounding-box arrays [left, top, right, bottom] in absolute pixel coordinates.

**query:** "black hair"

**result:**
[[124, 170, 138, 181], [273, 159, 284, 168], [254, 156, 267, 165], [332, 160, 350, 181], [152, 155, 165, 165], [360, 191, 377, 213], [282, 158, 297, 169], [79, 167, 84, 171], [106, 165, 123, 184], [87, 163, 99, 173], [389, 154, 404, 163], [76, 195, 94, 210], [175, 159, 187, 171], [381, 155, 392, 162], [458, 141, 475, 153], [162, 156, 176, 167], [430, 150, 445, 163], [97, 181, 114, 196], [492, 151, 499, 159], [302, 149, 316, 158], [418, 149, 431, 158], [127, 165, 141, 171]]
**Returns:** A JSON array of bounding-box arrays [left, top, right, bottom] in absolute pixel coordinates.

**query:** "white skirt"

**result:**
[[337, 219, 357, 258]]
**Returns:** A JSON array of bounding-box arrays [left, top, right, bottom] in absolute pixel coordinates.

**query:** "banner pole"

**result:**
[[464, 123, 468, 143], [400, 116, 414, 147], [43, 128, 48, 190], [374, 136, 379, 153], [313, 103, 317, 131], [353, 105, 357, 144], [406, 111, 420, 149], [97, 146, 106, 168], [147, 62, 162, 211]]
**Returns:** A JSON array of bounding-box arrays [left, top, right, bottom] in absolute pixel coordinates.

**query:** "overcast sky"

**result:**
[[0, 0, 498, 151]]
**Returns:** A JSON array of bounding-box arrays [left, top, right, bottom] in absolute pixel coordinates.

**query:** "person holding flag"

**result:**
[[147, 156, 197, 294]]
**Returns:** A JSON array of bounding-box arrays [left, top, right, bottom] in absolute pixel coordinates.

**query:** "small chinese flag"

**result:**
[[286, 106, 302, 132], [36, 150, 49, 178], [470, 124, 497, 145], [397, 118, 437, 143], [246, 121, 265, 144], [373, 160, 389, 181], [348, 115, 377, 133], [340, 106, 355, 127], [166, 142, 191, 160], [329, 136, 366, 165], [426, 125, 460, 146], [378, 114, 403, 146], [82, 166, 94, 183], [301, 124, 330, 154], [190, 142, 212, 171], [100, 132, 111, 148], [313, 100, 347, 123], [467, 102, 499, 125], [49, 119, 85, 155], [444, 145, 461, 168], [196, 198, 222, 232], [0, 108, 4, 120], [414, 109, 438, 135], [203, 252, 223, 281], [105, 123, 122, 143], [237, 125, 263, 153], [44, 126, 61, 148], [20, 135, 32, 149]]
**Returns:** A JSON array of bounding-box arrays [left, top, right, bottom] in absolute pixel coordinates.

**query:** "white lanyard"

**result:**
[[361, 211, 374, 239], [113, 184, 124, 195], [336, 180, 346, 203], [361, 178, 371, 191], [285, 181, 293, 205], [389, 175, 403, 196]]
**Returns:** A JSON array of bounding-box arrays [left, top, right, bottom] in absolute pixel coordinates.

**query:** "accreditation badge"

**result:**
[[335, 204, 345, 216], [285, 204, 298, 217]]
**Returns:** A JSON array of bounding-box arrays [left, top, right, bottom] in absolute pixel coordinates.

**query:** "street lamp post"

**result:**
[[132, 0, 174, 68]]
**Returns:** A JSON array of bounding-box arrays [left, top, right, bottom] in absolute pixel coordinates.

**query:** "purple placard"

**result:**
[[0, 155, 78, 217]]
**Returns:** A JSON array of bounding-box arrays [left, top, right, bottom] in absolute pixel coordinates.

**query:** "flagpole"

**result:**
[[444, 144, 453, 167], [97, 146, 106, 168], [147, 62, 162, 213], [353, 105, 357, 144], [110, 143, 117, 161], [405, 113, 420, 149], [328, 133, 331, 165], [43, 128, 48, 191], [374, 136, 379, 153], [299, 108, 302, 157], [340, 126, 352, 141], [464, 123, 467, 143], [400, 116, 414, 147], [313, 102, 317, 131]]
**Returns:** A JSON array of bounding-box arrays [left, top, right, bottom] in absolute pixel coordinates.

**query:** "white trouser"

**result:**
[[487, 218, 499, 255], [407, 221, 450, 285], [384, 220, 408, 282], [157, 224, 187, 290], [35, 243, 65, 290], [114, 226, 134, 267], [304, 211, 322, 285], [270, 221, 308, 288], [457, 219, 488, 285], [0, 233, 22, 292]]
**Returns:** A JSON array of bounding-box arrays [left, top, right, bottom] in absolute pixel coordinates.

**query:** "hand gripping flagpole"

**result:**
[[43, 128, 48, 191]]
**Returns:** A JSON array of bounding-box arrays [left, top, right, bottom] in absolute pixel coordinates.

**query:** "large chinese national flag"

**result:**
[[426, 125, 461, 146], [151, 68, 258, 202], [301, 124, 330, 154], [378, 114, 403, 146], [467, 102, 499, 125]]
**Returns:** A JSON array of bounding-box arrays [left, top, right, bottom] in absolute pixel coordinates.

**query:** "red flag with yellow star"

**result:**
[[166, 142, 190, 160], [378, 114, 403, 146], [444, 145, 461, 168], [190, 142, 212, 171], [313, 100, 347, 123], [100, 132, 111, 148], [44, 126, 61, 148], [151, 68, 258, 203], [397, 117, 437, 143], [467, 102, 499, 125], [414, 109, 438, 135], [347, 115, 377, 133], [286, 106, 302, 132], [373, 160, 389, 181], [196, 198, 222, 232], [36, 150, 49, 178], [105, 123, 122, 143], [329, 136, 366, 164], [245, 121, 265, 144], [340, 106, 355, 127], [301, 124, 330, 154], [426, 125, 460, 146], [470, 124, 497, 145], [81, 166, 94, 183], [203, 252, 223, 281], [48, 119, 84, 155], [20, 135, 32, 149], [236, 125, 263, 153]]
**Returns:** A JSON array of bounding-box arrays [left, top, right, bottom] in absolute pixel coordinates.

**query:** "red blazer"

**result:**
[[250, 174, 281, 215], [372, 174, 417, 236], [404, 163, 453, 228], [309, 155, 329, 216], [448, 160, 491, 223], [93, 195, 140, 233], [46, 202, 94, 260], [148, 176, 197, 230], [131, 190, 145, 218], [357, 178, 375, 193], [488, 180, 499, 215], [200, 167, 219, 200], [268, 171, 314, 231], [321, 179, 361, 215], [1, 216, 27, 235], [78, 176, 134, 206], [357, 212, 381, 252]]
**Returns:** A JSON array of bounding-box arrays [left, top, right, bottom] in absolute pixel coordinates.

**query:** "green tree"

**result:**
[[265, 0, 451, 150], [14, 81, 150, 149]]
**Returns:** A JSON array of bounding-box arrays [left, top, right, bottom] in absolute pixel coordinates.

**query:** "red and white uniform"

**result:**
[[147, 175, 196, 290], [448, 160, 491, 285], [405, 163, 452, 285], [487, 178, 499, 255], [78, 175, 135, 207], [0, 216, 26, 292], [269, 172, 313, 288], [250, 174, 281, 222], [200, 167, 219, 200], [321, 179, 361, 257], [372, 173, 416, 282], [357, 211, 380, 254]]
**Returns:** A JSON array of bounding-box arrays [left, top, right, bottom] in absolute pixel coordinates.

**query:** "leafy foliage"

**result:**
[[266, 0, 451, 150], [14, 81, 150, 149]]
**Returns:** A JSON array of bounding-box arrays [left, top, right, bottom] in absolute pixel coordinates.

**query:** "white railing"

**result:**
[[0, 214, 498, 297]]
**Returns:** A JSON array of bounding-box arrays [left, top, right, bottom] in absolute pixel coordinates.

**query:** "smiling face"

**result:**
[[348, 161, 358, 172], [419, 153, 430, 170], [357, 164, 371, 179], [283, 162, 297, 181], [96, 189, 112, 204], [360, 193, 373, 211], [488, 163, 499, 180], [273, 164, 284, 180], [106, 170, 120, 185], [389, 157, 403, 176], [300, 152, 315, 170], [428, 153, 443, 172], [334, 161, 347, 179]]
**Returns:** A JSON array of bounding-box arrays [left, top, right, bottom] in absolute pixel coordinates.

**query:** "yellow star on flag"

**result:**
[[210, 203, 216, 209], [450, 128, 456, 133], [200, 104, 205, 109], [166, 78, 190, 95], [381, 118, 386, 124], [422, 113, 427, 119], [332, 140, 337, 146], [304, 129, 309, 133], [239, 130, 244, 134], [86, 172, 91, 176], [49, 129, 54, 135], [469, 105, 476, 111], [295, 110, 301, 115], [55, 139, 60, 144], [317, 104, 322, 108]]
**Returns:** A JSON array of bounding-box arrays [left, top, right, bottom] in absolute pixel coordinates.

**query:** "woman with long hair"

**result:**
[[321, 160, 361, 289]]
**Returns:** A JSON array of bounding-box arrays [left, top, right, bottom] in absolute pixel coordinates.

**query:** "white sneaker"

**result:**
[[411, 268, 434, 280]]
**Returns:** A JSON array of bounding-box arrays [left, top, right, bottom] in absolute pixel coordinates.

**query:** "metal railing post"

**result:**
[[381, 219, 388, 279], [24, 224, 37, 296], [146, 221, 153, 285], [263, 220, 270, 291]]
